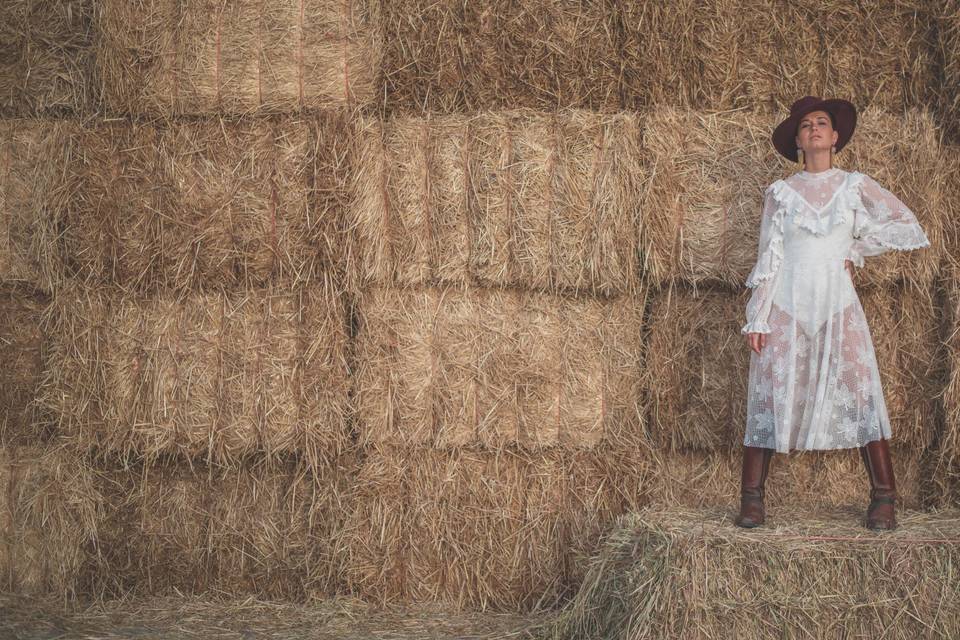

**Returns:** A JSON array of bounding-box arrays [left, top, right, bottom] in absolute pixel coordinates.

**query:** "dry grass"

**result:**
[[379, 0, 621, 115], [55, 113, 351, 294], [0, 444, 101, 602], [94, 0, 382, 116], [940, 1, 960, 142], [620, 0, 938, 112], [380, 1, 937, 115], [0, 285, 51, 446], [82, 455, 354, 602], [38, 284, 350, 468], [935, 260, 960, 506], [0, 118, 71, 292], [354, 286, 646, 450], [642, 107, 946, 288], [0, 0, 94, 116], [351, 109, 643, 296], [340, 446, 651, 613], [547, 505, 960, 640], [0, 594, 544, 639], [647, 445, 925, 512]]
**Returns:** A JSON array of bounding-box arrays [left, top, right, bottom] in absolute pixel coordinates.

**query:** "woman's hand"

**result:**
[[747, 332, 766, 355], [844, 258, 855, 279]]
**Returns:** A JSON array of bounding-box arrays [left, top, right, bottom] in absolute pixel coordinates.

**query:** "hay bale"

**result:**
[[340, 446, 651, 612], [646, 283, 941, 452], [0, 1, 94, 115], [84, 456, 351, 600], [380, 0, 621, 115], [642, 107, 945, 288], [94, 0, 382, 116], [935, 262, 960, 505], [355, 286, 646, 450], [646, 285, 750, 450], [648, 445, 924, 512], [38, 283, 350, 468], [620, 1, 938, 112], [57, 113, 350, 294], [940, 2, 960, 143], [0, 286, 50, 446], [352, 110, 643, 295], [0, 119, 71, 291], [548, 505, 960, 640], [0, 444, 100, 599]]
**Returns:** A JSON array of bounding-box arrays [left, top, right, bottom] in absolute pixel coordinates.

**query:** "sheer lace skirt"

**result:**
[[744, 262, 891, 452]]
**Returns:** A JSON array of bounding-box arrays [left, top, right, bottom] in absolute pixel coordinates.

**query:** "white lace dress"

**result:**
[[741, 167, 930, 452]]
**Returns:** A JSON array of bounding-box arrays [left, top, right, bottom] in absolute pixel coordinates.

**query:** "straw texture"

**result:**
[[38, 284, 350, 468], [351, 110, 643, 295], [55, 113, 350, 294], [95, 0, 382, 115], [83, 456, 353, 601], [548, 505, 960, 639], [340, 446, 651, 612], [0, 286, 50, 446], [0, 0, 94, 116], [355, 286, 646, 450]]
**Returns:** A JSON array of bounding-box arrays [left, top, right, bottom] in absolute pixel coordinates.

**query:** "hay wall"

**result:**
[[0, 286, 49, 446], [940, 2, 960, 143], [340, 446, 650, 611], [82, 456, 352, 601], [351, 110, 643, 295], [380, 1, 938, 115], [0, 119, 71, 291], [619, 1, 938, 113], [94, 0, 382, 116], [355, 286, 646, 450], [548, 506, 960, 640], [0, 445, 100, 599], [56, 114, 351, 294], [0, 1, 94, 116], [38, 284, 350, 468], [642, 107, 946, 288], [379, 1, 622, 115]]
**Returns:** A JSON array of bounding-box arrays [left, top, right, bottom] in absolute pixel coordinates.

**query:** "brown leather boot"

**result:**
[[859, 438, 897, 531], [735, 445, 774, 528]]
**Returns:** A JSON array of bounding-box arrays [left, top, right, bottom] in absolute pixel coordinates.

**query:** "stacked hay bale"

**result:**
[[343, 109, 652, 610], [379, 0, 938, 115], [29, 114, 357, 600], [546, 506, 960, 639], [0, 0, 377, 603], [939, 1, 960, 143], [642, 106, 950, 512], [0, 0, 95, 116]]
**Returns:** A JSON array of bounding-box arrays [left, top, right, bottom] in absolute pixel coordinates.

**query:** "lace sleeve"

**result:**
[[742, 186, 784, 335], [845, 174, 931, 268]]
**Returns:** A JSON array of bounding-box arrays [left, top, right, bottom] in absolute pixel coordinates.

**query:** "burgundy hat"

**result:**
[[772, 96, 857, 163]]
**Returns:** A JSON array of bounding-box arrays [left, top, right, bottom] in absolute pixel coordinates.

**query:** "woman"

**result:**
[[736, 96, 931, 531]]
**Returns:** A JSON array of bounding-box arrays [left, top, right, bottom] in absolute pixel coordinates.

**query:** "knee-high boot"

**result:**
[[735, 445, 774, 528], [858, 438, 897, 530]]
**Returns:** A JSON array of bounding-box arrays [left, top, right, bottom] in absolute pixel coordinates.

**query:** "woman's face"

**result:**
[[794, 110, 839, 155]]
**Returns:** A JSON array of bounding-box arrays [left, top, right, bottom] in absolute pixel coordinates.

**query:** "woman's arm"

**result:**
[[846, 174, 931, 268], [741, 187, 784, 337]]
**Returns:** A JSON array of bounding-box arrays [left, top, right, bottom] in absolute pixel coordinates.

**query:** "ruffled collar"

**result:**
[[768, 170, 866, 236], [794, 167, 842, 181]]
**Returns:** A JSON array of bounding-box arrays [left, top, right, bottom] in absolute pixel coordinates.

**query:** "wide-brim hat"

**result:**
[[772, 96, 857, 163]]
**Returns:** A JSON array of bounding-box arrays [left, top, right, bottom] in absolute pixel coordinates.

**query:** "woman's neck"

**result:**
[[802, 148, 832, 173]]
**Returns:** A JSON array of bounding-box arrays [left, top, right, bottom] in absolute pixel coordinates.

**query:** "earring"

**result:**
[[797, 148, 804, 171], [830, 145, 837, 168]]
